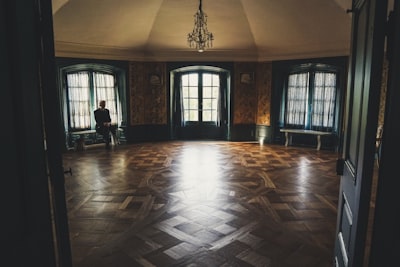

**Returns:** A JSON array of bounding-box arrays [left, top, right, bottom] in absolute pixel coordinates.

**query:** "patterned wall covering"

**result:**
[[233, 62, 272, 125], [129, 61, 272, 128], [256, 62, 272, 126], [129, 62, 167, 125], [233, 62, 258, 124]]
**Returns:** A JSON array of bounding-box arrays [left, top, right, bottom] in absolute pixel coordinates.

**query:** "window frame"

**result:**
[[282, 64, 341, 132], [65, 70, 120, 131], [57, 62, 127, 150]]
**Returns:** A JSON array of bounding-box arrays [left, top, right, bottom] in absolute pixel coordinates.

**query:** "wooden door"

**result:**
[[368, 1, 400, 265], [334, 0, 388, 266]]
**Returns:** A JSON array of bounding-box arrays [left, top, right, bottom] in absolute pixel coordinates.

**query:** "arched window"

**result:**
[[66, 71, 121, 129], [58, 62, 127, 148], [61, 65, 125, 131]]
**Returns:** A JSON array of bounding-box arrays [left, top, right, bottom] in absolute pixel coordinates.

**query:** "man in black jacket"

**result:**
[[94, 100, 117, 148]]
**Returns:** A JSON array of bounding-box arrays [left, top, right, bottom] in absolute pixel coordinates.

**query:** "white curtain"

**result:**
[[312, 72, 336, 128], [286, 73, 309, 126], [93, 72, 121, 125], [67, 72, 91, 129], [67, 71, 121, 129]]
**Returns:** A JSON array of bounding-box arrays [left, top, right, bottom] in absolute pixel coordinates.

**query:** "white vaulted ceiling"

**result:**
[[51, 0, 354, 62]]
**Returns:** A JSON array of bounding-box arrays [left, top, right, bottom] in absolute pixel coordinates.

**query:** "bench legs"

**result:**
[[316, 135, 321, 150], [284, 132, 292, 147], [75, 134, 86, 151], [284, 133, 322, 150], [71, 129, 122, 150]]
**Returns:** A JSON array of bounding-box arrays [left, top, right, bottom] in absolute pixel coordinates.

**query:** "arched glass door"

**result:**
[[172, 67, 229, 140]]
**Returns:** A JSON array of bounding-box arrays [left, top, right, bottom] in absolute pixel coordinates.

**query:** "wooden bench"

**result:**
[[280, 129, 332, 150], [70, 130, 97, 150]]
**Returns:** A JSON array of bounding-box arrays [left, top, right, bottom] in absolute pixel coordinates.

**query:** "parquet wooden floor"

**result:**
[[63, 141, 339, 267]]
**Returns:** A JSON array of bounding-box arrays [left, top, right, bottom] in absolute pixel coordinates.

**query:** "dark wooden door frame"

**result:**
[[3, 0, 72, 266], [39, 0, 73, 266], [369, 1, 400, 265]]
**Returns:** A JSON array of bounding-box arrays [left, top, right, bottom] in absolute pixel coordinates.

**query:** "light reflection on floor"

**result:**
[[173, 145, 224, 202], [298, 157, 311, 186]]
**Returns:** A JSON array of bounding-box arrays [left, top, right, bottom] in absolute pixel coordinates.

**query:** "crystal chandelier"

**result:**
[[187, 0, 214, 52]]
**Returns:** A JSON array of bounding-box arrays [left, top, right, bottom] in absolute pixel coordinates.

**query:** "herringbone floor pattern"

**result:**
[[63, 141, 339, 267]]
